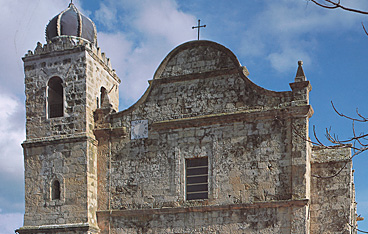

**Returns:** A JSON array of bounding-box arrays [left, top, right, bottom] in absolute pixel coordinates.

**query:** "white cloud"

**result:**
[[133, 0, 197, 45], [266, 0, 366, 34], [95, 3, 118, 30], [0, 213, 23, 234], [95, 0, 197, 108], [238, 0, 368, 73], [0, 0, 67, 95], [0, 94, 25, 178], [0, 0, 98, 179], [268, 48, 311, 73], [0, 0, 68, 225]]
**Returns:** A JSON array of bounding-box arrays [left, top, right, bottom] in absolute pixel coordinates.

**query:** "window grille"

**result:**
[[186, 157, 208, 200]]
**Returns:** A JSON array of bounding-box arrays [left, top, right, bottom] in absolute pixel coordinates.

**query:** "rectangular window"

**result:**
[[47, 77, 64, 118], [186, 157, 208, 200]]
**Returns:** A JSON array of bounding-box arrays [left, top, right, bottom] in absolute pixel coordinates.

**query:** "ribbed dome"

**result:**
[[46, 3, 97, 46]]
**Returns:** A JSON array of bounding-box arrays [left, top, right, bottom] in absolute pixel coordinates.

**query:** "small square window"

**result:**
[[186, 157, 208, 200]]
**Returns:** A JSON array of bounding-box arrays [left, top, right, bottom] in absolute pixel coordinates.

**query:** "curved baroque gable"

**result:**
[[155, 40, 241, 79]]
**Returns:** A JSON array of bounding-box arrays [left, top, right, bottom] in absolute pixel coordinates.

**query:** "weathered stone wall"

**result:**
[[19, 37, 119, 234], [97, 201, 310, 234], [23, 140, 90, 226], [113, 42, 296, 125], [310, 146, 356, 234], [85, 50, 120, 136], [24, 47, 87, 139], [107, 117, 293, 209], [23, 37, 119, 140], [20, 38, 356, 234], [94, 41, 315, 234]]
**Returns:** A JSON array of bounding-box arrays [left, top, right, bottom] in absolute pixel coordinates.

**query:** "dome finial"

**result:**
[[46, 1, 98, 46], [295, 60, 306, 82]]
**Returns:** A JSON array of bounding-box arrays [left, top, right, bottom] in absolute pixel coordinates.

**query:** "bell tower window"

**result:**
[[47, 77, 64, 118], [52, 180, 61, 200]]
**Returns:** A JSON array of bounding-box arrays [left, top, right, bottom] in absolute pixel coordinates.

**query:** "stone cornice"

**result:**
[[97, 199, 309, 218], [152, 105, 313, 131], [22, 39, 120, 84], [149, 68, 239, 84], [16, 223, 99, 234], [311, 145, 352, 163], [289, 80, 312, 92], [22, 134, 97, 148], [22, 45, 85, 62], [93, 127, 127, 139]]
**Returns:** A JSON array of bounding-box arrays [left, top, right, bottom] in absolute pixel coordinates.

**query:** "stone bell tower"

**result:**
[[16, 3, 120, 234]]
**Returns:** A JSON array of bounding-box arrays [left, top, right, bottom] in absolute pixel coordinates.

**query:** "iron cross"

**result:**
[[192, 19, 206, 40]]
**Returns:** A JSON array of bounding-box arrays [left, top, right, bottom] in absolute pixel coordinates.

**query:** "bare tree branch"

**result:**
[[309, 0, 339, 9], [314, 125, 325, 146], [277, 101, 368, 179], [332, 101, 368, 122], [362, 22, 368, 36], [349, 222, 368, 233], [309, 0, 368, 14], [288, 111, 368, 178], [356, 105, 368, 121]]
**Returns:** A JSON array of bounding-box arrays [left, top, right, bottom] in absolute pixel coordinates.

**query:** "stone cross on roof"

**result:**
[[192, 19, 206, 40]]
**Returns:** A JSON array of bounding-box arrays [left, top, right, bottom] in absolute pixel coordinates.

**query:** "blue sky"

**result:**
[[1, 0, 368, 232]]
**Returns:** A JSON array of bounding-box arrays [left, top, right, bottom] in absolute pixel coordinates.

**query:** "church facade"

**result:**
[[17, 3, 357, 234]]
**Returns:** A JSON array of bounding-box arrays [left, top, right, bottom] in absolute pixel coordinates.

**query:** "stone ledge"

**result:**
[[311, 145, 351, 163], [289, 80, 312, 92], [23, 38, 120, 84], [152, 105, 313, 130], [97, 199, 309, 218], [22, 134, 97, 148], [16, 223, 99, 234], [93, 127, 127, 139], [149, 68, 239, 84], [22, 42, 85, 62]]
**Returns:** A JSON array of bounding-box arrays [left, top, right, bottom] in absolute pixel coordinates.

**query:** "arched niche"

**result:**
[[51, 180, 61, 200]]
